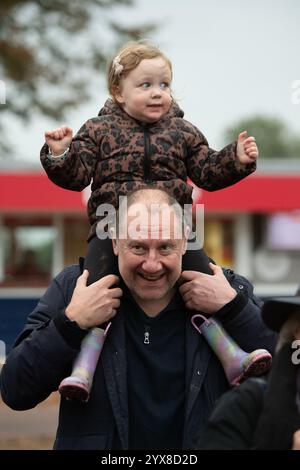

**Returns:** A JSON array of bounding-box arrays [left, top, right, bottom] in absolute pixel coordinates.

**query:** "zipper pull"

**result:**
[[144, 330, 150, 345]]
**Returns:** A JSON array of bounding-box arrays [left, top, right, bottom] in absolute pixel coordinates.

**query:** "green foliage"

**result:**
[[225, 115, 300, 158], [0, 0, 156, 155]]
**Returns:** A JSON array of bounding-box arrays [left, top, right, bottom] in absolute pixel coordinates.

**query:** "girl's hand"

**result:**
[[236, 130, 259, 164], [44, 126, 73, 156]]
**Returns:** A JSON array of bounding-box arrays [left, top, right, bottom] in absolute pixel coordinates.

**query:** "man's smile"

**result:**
[[137, 271, 165, 282]]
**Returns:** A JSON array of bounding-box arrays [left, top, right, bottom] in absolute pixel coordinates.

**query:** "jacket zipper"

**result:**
[[143, 129, 151, 183], [144, 326, 151, 344]]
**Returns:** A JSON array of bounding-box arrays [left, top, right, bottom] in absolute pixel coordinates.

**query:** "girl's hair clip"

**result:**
[[112, 55, 124, 76]]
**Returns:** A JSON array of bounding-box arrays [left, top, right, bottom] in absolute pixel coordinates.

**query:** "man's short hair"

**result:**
[[114, 187, 189, 240]]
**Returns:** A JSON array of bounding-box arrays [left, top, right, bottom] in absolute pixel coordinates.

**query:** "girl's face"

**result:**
[[114, 57, 172, 123]]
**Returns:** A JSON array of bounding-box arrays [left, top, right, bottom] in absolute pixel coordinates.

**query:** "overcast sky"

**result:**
[[11, 0, 300, 162]]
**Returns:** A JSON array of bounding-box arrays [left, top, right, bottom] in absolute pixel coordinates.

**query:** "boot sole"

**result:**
[[231, 352, 272, 385], [59, 377, 90, 402]]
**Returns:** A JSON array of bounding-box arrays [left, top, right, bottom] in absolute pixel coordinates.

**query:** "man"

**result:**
[[0, 188, 276, 450]]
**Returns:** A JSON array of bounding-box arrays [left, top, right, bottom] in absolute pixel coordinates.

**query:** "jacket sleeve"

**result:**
[[185, 125, 256, 191], [200, 378, 266, 450], [215, 269, 277, 354], [40, 118, 99, 191], [0, 266, 85, 411]]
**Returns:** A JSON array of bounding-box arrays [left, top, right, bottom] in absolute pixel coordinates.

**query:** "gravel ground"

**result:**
[[0, 393, 59, 450], [0, 436, 54, 450]]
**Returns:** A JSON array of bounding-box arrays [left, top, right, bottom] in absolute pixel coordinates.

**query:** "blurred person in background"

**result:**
[[200, 294, 300, 450]]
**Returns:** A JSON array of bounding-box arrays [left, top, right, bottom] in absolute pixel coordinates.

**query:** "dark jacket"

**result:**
[[200, 343, 300, 450], [40, 99, 255, 236], [0, 265, 275, 450]]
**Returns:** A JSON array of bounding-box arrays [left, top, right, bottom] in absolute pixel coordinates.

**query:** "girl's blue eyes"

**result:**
[[140, 82, 169, 89]]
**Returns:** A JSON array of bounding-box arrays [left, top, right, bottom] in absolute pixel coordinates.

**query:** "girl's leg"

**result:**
[[83, 236, 119, 284], [191, 314, 272, 386], [59, 236, 118, 402], [184, 245, 272, 385], [182, 245, 212, 274]]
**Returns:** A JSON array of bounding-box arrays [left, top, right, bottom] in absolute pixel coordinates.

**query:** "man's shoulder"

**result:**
[[57, 263, 81, 277], [223, 267, 255, 296], [54, 264, 81, 288]]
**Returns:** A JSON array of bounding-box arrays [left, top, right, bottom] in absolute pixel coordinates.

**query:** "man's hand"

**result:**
[[179, 263, 237, 315], [236, 130, 258, 164], [45, 125, 73, 156], [65, 270, 123, 329]]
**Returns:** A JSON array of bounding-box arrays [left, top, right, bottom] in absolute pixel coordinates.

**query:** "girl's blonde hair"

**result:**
[[107, 41, 173, 99]]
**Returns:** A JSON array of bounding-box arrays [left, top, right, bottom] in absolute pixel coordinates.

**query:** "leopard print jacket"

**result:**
[[40, 99, 255, 237]]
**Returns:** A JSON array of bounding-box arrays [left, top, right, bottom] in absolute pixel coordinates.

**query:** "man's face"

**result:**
[[112, 204, 187, 311]]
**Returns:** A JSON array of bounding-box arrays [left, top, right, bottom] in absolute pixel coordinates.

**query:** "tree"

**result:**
[[224, 115, 300, 158], [0, 0, 156, 155]]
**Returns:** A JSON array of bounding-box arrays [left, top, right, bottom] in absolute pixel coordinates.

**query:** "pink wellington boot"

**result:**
[[191, 314, 272, 385], [59, 323, 111, 402]]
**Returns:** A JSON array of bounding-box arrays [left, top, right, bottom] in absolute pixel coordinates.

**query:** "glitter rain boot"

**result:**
[[191, 314, 272, 385], [59, 323, 111, 402]]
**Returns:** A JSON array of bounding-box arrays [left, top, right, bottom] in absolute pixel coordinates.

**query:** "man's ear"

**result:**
[[112, 238, 119, 256], [182, 225, 190, 254], [294, 324, 300, 340]]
